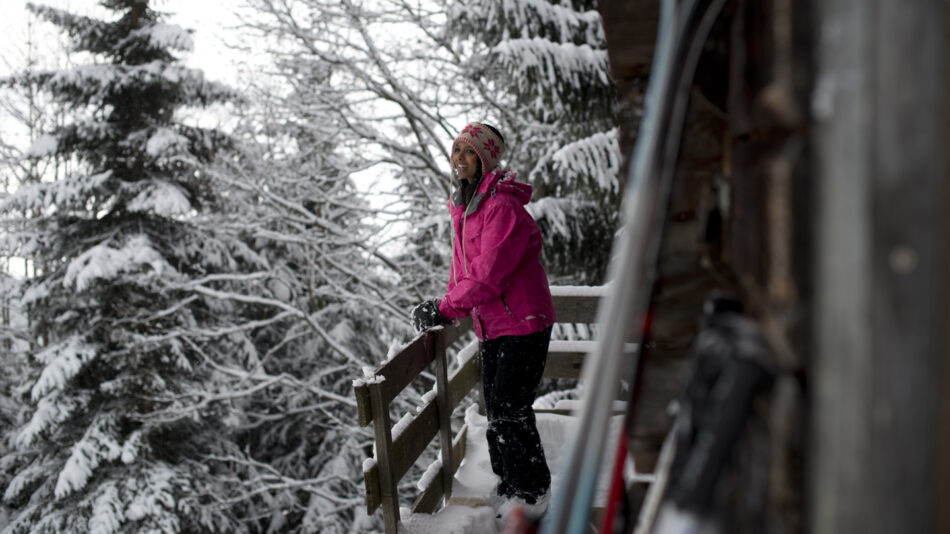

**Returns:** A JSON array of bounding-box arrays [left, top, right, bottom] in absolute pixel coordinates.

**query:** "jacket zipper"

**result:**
[[459, 173, 486, 277], [461, 211, 469, 275], [456, 173, 485, 331], [451, 212, 459, 287], [501, 294, 515, 319], [461, 209, 477, 328]]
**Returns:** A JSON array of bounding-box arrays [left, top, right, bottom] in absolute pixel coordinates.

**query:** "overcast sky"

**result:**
[[1, 0, 242, 83], [0, 0, 257, 151], [0, 0, 406, 252]]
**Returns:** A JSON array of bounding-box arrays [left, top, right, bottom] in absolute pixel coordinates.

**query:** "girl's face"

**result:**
[[452, 143, 479, 183]]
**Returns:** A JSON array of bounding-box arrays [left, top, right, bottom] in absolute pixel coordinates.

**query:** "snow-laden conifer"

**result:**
[[0, 2, 251, 531], [448, 0, 620, 283]]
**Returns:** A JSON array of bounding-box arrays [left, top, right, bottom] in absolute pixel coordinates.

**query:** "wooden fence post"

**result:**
[[432, 329, 455, 503], [368, 380, 400, 533]]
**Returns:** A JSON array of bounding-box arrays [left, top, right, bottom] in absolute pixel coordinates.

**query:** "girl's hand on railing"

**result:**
[[410, 299, 449, 333]]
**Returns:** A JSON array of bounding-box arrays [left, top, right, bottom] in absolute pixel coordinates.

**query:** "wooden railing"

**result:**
[[352, 287, 604, 533]]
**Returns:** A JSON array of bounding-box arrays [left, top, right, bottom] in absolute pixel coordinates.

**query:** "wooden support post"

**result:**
[[432, 329, 455, 504], [812, 1, 948, 532], [368, 380, 400, 533]]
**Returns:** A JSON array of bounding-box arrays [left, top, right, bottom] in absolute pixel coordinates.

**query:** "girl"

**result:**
[[411, 122, 557, 508]]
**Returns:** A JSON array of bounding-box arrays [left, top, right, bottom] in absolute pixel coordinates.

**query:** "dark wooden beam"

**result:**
[[597, 0, 659, 173], [812, 1, 949, 533]]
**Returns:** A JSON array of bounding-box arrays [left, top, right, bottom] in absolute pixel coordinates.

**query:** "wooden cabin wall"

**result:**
[[598, 0, 658, 181], [723, 2, 814, 532], [600, 0, 949, 532], [599, 0, 813, 530], [811, 1, 950, 533]]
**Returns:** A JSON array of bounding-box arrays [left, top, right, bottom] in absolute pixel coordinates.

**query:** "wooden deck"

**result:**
[[352, 287, 607, 533]]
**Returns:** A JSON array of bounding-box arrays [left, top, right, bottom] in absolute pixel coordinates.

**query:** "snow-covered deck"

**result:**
[[401, 404, 639, 534], [355, 288, 617, 533]]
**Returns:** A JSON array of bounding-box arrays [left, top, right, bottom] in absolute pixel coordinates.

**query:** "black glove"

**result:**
[[410, 299, 449, 333]]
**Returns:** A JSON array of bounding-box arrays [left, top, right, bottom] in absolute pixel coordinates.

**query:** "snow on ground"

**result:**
[[400, 403, 627, 534]]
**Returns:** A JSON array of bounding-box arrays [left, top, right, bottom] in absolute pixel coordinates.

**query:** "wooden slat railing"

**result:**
[[352, 287, 604, 533]]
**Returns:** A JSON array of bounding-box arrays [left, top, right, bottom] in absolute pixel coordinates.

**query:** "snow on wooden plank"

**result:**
[[549, 284, 609, 297], [387, 345, 480, 483], [390, 401, 440, 484], [448, 343, 479, 408], [377, 331, 438, 404], [411, 425, 468, 514], [362, 340, 481, 510], [356, 336, 479, 427]]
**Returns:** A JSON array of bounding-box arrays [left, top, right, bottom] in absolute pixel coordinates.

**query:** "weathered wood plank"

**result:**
[[388, 401, 440, 486], [813, 2, 948, 533], [867, 3, 945, 532], [535, 408, 627, 417], [361, 404, 443, 512], [544, 348, 589, 379], [369, 340, 481, 492], [411, 425, 468, 514], [448, 341, 480, 410], [378, 333, 436, 406], [356, 322, 476, 427], [358, 339, 478, 428], [390, 341, 478, 481], [433, 331, 455, 501], [551, 292, 604, 324], [544, 341, 637, 379], [364, 460, 381, 514], [368, 382, 400, 533], [354, 382, 372, 427], [354, 335, 435, 430]]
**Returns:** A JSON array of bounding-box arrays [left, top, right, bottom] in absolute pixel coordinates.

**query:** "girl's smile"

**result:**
[[453, 143, 479, 183]]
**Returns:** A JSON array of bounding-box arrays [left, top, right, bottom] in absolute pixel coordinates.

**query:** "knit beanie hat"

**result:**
[[452, 122, 506, 176]]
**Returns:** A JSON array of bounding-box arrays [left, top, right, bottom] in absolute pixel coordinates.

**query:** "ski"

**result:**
[[540, 1, 730, 533]]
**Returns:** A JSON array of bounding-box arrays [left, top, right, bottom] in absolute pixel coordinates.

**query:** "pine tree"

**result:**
[[0, 2, 254, 530], [448, 0, 620, 283]]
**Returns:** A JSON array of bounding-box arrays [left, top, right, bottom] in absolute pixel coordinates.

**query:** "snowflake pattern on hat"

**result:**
[[482, 138, 501, 159], [482, 139, 501, 159], [461, 124, 484, 138], [452, 122, 506, 177]]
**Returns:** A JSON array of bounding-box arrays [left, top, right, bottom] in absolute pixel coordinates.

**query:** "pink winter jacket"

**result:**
[[438, 169, 557, 341]]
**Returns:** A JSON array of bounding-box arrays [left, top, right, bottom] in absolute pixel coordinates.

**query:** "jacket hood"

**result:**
[[492, 175, 532, 205], [452, 169, 532, 215]]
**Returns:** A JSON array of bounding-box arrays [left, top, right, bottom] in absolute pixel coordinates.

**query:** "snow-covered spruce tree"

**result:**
[[448, 0, 620, 284], [0, 2, 258, 531]]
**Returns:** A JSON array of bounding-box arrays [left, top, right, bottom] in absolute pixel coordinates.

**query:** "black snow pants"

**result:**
[[481, 326, 552, 503]]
